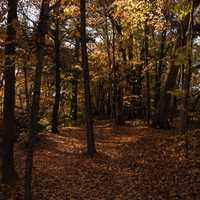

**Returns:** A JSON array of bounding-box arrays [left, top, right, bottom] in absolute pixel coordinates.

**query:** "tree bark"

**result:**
[[2, 0, 18, 185], [71, 38, 80, 122], [157, 61, 179, 129], [104, 16, 112, 118], [180, 0, 194, 132], [180, 0, 194, 156], [24, 1, 50, 199], [157, 34, 184, 129], [52, 12, 61, 133], [80, 0, 96, 155], [144, 22, 150, 125], [111, 22, 118, 124], [152, 30, 166, 126], [156, 4, 195, 129]]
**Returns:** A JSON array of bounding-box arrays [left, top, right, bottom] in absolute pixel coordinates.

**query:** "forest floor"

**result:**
[[1, 120, 200, 200]]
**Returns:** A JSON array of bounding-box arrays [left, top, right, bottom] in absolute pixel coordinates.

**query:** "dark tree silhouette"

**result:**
[[25, 1, 50, 199], [80, 0, 96, 155], [52, 5, 61, 134], [2, 0, 18, 184]]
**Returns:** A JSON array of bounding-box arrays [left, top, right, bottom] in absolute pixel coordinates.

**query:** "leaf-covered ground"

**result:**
[[1, 121, 200, 200]]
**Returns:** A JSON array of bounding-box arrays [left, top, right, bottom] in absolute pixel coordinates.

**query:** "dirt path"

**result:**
[[1, 124, 200, 200]]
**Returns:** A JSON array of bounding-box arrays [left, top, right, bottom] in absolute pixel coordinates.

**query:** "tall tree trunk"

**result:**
[[80, 0, 96, 155], [2, 0, 18, 184], [24, 1, 49, 199], [180, 0, 194, 157], [115, 38, 127, 125], [104, 16, 112, 118], [71, 38, 80, 122], [152, 30, 166, 127], [111, 22, 118, 124], [144, 22, 150, 125], [180, 0, 194, 133], [157, 34, 183, 129], [156, 30, 166, 105], [52, 13, 61, 133], [157, 6, 193, 129]]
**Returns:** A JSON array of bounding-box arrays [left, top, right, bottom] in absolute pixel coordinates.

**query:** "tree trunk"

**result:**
[[180, 0, 194, 133], [104, 16, 112, 118], [116, 86, 125, 125], [71, 38, 80, 122], [144, 22, 150, 125], [52, 14, 61, 133], [180, 0, 194, 158], [23, 65, 30, 112], [71, 79, 78, 121], [156, 31, 166, 105], [157, 35, 183, 129], [2, 0, 18, 185], [156, 8, 192, 129], [158, 62, 179, 129], [24, 1, 50, 199], [80, 0, 96, 156], [152, 30, 166, 126], [111, 22, 118, 124]]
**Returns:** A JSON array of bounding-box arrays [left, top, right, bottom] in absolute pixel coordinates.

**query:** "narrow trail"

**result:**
[[2, 123, 200, 200]]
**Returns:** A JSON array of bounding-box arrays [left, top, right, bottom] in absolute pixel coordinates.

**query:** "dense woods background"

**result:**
[[0, 0, 200, 199]]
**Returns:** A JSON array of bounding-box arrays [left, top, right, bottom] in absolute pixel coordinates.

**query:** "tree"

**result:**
[[52, 3, 61, 133], [2, 0, 18, 184], [180, 0, 194, 157], [180, 0, 194, 133], [156, 0, 197, 129], [80, 0, 96, 155], [25, 0, 50, 199], [71, 37, 80, 122], [144, 19, 150, 126]]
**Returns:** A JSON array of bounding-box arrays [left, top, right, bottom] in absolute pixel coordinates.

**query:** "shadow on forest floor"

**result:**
[[1, 121, 200, 200]]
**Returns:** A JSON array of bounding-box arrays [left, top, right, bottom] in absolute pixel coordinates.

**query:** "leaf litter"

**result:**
[[1, 121, 200, 200]]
